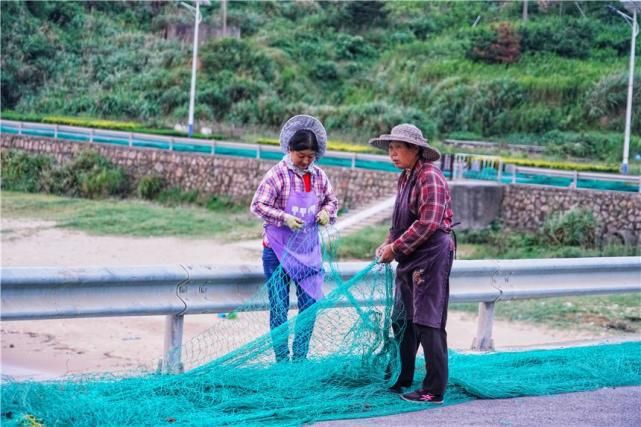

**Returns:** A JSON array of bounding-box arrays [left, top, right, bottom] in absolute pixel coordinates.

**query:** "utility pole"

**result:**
[[609, 1, 640, 174], [222, 0, 227, 37], [181, 0, 210, 138]]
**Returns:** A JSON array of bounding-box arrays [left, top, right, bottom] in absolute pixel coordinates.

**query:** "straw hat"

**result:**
[[279, 114, 327, 159], [368, 123, 440, 161]]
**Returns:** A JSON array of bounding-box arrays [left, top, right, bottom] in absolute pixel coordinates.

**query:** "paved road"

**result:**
[[316, 386, 641, 426]]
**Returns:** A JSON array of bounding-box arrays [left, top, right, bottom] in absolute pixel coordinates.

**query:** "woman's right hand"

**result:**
[[284, 214, 304, 231]]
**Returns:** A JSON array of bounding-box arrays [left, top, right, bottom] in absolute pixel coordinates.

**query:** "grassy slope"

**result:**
[[2, 1, 639, 165]]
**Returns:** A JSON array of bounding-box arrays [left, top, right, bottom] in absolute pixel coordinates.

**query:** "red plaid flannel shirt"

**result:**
[[250, 159, 338, 228], [390, 159, 453, 256]]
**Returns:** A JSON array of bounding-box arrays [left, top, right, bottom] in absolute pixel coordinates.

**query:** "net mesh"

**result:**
[[2, 227, 641, 426]]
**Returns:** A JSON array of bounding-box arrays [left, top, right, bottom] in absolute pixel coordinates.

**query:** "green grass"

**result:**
[[337, 225, 639, 261], [1, 191, 262, 241], [336, 224, 389, 260], [451, 293, 641, 334]]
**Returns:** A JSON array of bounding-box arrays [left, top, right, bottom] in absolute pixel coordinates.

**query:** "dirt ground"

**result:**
[[0, 219, 629, 380]]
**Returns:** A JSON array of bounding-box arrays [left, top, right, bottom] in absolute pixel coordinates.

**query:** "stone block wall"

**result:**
[[500, 185, 641, 241]]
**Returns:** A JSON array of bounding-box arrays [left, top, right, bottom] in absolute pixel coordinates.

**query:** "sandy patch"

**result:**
[[1, 218, 262, 267]]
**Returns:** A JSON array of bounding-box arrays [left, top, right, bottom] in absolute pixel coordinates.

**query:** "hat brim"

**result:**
[[368, 135, 440, 161]]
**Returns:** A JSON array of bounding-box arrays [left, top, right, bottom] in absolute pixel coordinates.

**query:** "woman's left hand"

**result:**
[[316, 209, 330, 226], [377, 244, 395, 264]]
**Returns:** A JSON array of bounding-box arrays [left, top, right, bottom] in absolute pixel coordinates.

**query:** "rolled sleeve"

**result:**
[[250, 174, 286, 227]]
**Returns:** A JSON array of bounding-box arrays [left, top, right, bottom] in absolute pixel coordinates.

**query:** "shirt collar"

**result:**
[[284, 154, 315, 176]]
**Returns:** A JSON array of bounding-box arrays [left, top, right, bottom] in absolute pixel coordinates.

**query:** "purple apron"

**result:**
[[391, 168, 454, 328], [264, 170, 324, 301]]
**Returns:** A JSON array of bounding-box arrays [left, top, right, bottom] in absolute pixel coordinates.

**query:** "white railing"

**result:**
[[2, 257, 639, 371]]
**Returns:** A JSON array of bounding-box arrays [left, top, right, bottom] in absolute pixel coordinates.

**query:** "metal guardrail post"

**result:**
[[497, 159, 503, 182], [512, 167, 517, 184], [471, 301, 495, 351], [169, 138, 175, 151], [89, 129, 94, 143], [54, 124, 59, 139], [211, 141, 216, 155], [162, 314, 185, 374], [128, 133, 133, 147], [256, 144, 261, 159], [18, 121, 23, 135], [351, 153, 356, 169]]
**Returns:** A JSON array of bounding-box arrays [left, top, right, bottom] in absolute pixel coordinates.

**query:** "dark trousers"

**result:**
[[262, 247, 317, 362], [393, 318, 448, 396]]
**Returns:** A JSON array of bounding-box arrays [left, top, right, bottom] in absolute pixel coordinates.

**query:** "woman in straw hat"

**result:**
[[369, 123, 454, 404], [251, 114, 338, 362]]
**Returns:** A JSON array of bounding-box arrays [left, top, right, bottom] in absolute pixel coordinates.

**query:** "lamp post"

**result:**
[[181, 0, 210, 138], [609, 1, 640, 174]]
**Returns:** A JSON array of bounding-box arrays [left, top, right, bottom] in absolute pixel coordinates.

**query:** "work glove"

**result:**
[[316, 209, 330, 226], [284, 214, 304, 231]]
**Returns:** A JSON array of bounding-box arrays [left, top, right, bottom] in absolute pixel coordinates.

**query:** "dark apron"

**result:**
[[390, 169, 454, 329]]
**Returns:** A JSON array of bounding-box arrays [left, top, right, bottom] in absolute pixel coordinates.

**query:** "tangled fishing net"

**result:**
[[2, 226, 641, 426]]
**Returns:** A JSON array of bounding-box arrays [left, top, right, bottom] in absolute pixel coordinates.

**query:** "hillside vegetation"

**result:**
[[2, 1, 640, 164]]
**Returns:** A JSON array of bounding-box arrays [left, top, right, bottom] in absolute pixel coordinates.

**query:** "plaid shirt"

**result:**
[[251, 159, 338, 228], [390, 159, 453, 256]]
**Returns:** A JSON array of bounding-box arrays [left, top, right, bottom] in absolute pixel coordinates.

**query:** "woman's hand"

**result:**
[[316, 209, 330, 226], [284, 214, 304, 231], [376, 244, 395, 264]]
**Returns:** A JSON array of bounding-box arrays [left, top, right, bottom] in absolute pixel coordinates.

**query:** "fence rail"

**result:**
[[2, 257, 639, 371]]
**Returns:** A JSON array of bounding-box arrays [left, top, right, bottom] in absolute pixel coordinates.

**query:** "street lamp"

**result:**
[[180, 0, 210, 138], [609, 1, 640, 174]]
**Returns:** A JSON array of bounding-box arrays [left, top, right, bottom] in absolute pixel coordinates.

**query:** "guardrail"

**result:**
[[2, 257, 639, 371]]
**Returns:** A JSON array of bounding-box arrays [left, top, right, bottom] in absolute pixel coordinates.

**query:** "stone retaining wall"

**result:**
[[3, 134, 639, 241], [501, 185, 641, 241]]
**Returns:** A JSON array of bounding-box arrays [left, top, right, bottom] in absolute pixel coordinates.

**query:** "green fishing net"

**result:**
[[2, 229, 640, 426]]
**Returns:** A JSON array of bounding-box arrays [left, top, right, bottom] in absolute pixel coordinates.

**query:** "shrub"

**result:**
[[41, 150, 129, 199], [540, 130, 639, 163], [585, 73, 641, 135], [468, 22, 521, 65], [137, 175, 166, 200], [0, 150, 52, 192], [541, 207, 597, 248], [520, 18, 596, 59]]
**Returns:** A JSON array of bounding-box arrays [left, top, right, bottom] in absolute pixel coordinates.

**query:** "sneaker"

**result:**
[[401, 390, 444, 404]]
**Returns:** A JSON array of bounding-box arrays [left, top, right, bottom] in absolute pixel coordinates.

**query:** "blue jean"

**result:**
[[262, 247, 317, 362]]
